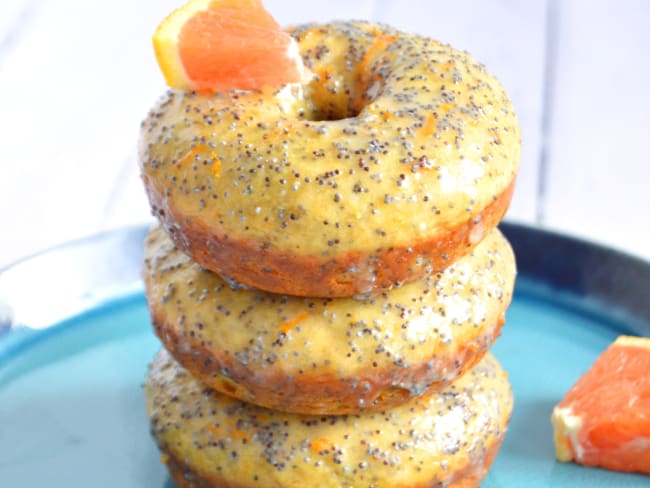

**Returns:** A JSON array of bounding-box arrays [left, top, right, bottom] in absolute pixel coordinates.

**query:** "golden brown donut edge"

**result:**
[[142, 225, 515, 415], [145, 351, 513, 488], [161, 435, 506, 488], [143, 177, 515, 298], [150, 308, 505, 415]]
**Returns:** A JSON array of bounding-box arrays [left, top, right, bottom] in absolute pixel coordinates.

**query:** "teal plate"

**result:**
[[1, 224, 649, 487]]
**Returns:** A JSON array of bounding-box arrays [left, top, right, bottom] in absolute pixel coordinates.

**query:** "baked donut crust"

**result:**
[[139, 21, 520, 297], [163, 444, 505, 488], [146, 349, 513, 488], [143, 225, 515, 414]]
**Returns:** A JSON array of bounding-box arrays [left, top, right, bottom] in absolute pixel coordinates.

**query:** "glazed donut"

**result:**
[[139, 21, 520, 297], [142, 224, 515, 414], [146, 349, 513, 488]]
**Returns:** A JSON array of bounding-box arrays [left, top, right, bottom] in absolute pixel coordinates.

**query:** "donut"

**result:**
[[146, 349, 512, 488], [139, 21, 520, 297], [142, 224, 515, 414]]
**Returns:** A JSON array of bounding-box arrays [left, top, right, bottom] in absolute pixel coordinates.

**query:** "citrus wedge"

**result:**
[[552, 335, 650, 474], [153, 0, 305, 92]]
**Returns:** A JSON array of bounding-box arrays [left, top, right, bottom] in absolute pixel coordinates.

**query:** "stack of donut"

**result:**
[[139, 21, 520, 488]]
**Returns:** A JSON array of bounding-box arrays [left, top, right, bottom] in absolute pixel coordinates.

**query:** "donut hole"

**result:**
[[297, 25, 396, 122], [303, 69, 382, 122]]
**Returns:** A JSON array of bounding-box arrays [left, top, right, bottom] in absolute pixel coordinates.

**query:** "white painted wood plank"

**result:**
[[99, 149, 154, 231], [0, 0, 31, 49], [544, 0, 650, 260], [373, 0, 548, 224], [0, 0, 181, 267], [266, 0, 376, 25]]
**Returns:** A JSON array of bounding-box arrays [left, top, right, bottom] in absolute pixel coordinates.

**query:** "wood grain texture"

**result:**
[[0, 0, 181, 267], [267, 0, 376, 24], [543, 0, 650, 258], [0, 0, 32, 57]]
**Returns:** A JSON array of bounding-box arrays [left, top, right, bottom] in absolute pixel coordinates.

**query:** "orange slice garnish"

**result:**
[[552, 335, 650, 474], [153, 0, 305, 92]]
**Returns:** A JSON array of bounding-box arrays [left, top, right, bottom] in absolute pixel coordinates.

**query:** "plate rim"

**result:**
[[1, 222, 649, 334]]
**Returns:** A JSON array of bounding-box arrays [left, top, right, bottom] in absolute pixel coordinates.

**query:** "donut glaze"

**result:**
[[146, 349, 512, 488], [139, 21, 520, 297], [143, 225, 515, 414]]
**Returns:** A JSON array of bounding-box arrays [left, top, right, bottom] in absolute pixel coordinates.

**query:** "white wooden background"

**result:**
[[1, 0, 649, 268]]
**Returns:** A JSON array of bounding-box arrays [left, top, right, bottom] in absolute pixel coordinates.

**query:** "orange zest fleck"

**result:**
[[359, 36, 395, 73], [176, 144, 207, 168], [416, 112, 437, 143], [279, 312, 310, 334], [204, 422, 248, 441], [204, 423, 223, 437], [229, 428, 248, 440], [439, 102, 453, 113], [175, 144, 221, 177], [358, 35, 396, 89], [212, 155, 221, 176], [317, 66, 335, 81], [439, 60, 456, 71], [310, 438, 333, 453]]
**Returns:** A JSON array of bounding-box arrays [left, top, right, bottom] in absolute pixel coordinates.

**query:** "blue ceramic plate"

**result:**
[[1, 224, 649, 487]]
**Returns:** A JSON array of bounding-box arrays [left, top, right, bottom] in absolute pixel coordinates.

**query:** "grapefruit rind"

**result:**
[[153, 0, 215, 91], [551, 406, 584, 462], [614, 335, 650, 350]]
